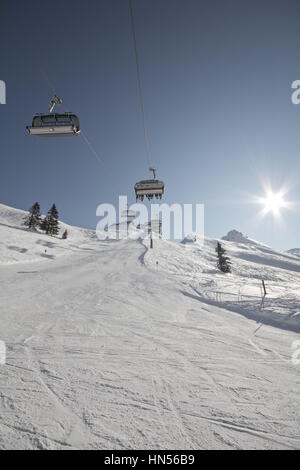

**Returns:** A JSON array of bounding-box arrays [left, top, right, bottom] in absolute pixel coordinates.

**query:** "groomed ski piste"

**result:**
[[0, 203, 300, 450]]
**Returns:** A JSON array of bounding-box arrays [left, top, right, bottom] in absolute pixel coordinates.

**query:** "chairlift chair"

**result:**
[[134, 168, 164, 201], [26, 95, 80, 137]]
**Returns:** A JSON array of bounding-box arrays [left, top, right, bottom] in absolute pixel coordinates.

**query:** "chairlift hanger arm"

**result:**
[[49, 94, 63, 113], [149, 167, 156, 179]]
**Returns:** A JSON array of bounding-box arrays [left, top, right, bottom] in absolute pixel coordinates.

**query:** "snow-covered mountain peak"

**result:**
[[222, 229, 249, 243]]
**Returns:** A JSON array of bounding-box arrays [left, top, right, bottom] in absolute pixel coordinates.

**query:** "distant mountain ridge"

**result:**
[[287, 248, 300, 257]]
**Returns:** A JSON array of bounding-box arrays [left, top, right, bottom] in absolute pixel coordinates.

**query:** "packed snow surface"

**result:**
[[0, 203, 300, 449]]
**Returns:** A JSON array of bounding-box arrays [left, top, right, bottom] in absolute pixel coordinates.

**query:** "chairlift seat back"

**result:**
[[134, 179, 164, 200], [26, 113, 80, 137]]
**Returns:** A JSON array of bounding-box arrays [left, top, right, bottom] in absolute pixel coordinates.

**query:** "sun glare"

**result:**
[[261, 191, 285, 214], [250, 182, 294, 224]]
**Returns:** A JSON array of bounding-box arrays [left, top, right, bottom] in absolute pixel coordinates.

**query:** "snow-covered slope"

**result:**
[[0, 204, 300, 450], [0, 203, 96, 265], [178, 230, 300, 331]]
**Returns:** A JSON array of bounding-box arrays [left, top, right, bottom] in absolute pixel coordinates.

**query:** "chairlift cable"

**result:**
[[129, 0, 152, 169], [129, 0, 165, 202], [80, 129, 105, 167], [0, 2, 104, 167], [60, 100, 105, 167]]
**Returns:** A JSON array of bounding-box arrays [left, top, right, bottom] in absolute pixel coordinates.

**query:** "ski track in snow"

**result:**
[[0, 203, 300, 449]]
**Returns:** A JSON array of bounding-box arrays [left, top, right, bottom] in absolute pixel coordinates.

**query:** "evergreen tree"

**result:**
[[40, 204, 59, 236], [62, 229, 68, 239], [216, 242, 232, 273], [23, 202, 41, 230], [48, 204, 59, 236], [40, 215, 51, 234]]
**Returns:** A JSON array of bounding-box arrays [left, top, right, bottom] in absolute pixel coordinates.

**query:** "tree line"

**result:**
[[23, 202, 68, 239]]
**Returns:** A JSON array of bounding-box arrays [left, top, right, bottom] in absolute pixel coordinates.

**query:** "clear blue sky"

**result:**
[[1, 0, 300, 250]]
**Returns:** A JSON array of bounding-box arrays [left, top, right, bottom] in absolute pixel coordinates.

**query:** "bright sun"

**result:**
[[252, 184, 293, 221], [261, 191, 285, 214]]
